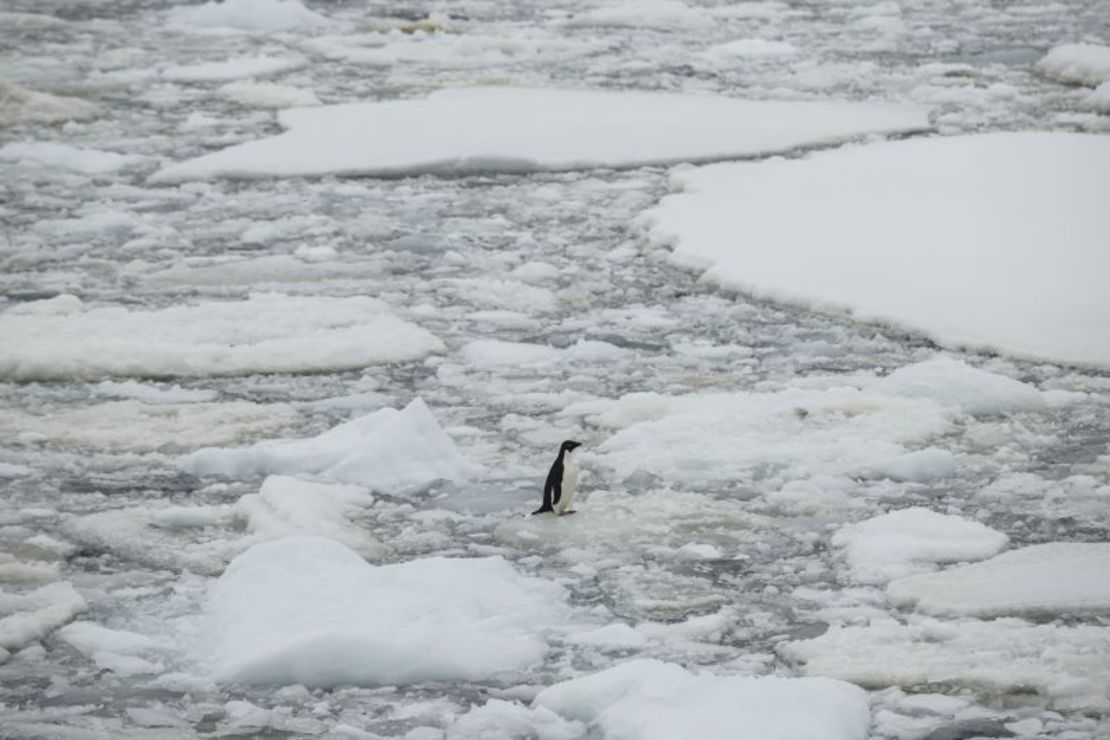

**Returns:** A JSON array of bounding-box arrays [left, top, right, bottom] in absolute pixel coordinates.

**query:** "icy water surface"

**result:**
[[1, 0, 1109, 738]]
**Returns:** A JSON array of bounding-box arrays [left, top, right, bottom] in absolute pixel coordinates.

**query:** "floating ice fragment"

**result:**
[[200, 537, 572, 687], [167, 0, 331, 32], [0, 142, 145, 174], [1037, 43, 1110, 86], [149, 87, 928, 182], [0, 582, 87, 657]]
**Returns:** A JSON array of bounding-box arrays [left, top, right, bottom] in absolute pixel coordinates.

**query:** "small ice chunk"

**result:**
[[167, 0, 331, 32], [217, 81, 321, 108], [1037, 43, 1110, 86], [0, 76, 98, 124], [876, 357, 1046, 414], [182, 398, 477, 495], [162, 55, 306, 83], [0, 582, 87, 653], [0, 142, 145, 174], [831, 508, 1008, 584], [859, 448, 955, 482]]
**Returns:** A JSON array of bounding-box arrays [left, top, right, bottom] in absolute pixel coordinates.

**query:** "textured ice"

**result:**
[[148, 87, 928, 182], [200, 537, 572, 687], [217, 81, 321, 108], [166, 0, 331, 32], [831, 508, 1009, 584], [874, 356, 1047, 414], [0, 400, 298, 452], [859, 448, 956, 482], [0, 142, 145, 174], [533, 659, 871, 740], [1037, 43, 1110, 86], [0, 582, 87, 658], [57, 621, 163, 675], [161, 56, 306, 83], [0, 76, 98, 124], [562, 0, 713, 29], [0, 293, 444, 380], [182, 398, 477, 494], [888, 542, 1110, 617], [645, 133, 1110, 368], [783, 618, 1110, 711]]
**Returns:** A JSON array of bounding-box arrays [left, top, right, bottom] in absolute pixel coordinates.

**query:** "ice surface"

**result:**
[[0, 293, 444, 380], [57, 621, 163, 675], [162, 56, 306, 83], [831, 508, 1008, 584], [859, 448, 955, 482], [887, 542, 1110, 617], [0, 400, 298, 452], [874, 356, 1046, 414], [0, 76, 98, 124], [645, 133, 1110, 368], [700, 38, 800, 64], [0, 582, 87, 658], [563, 0, 713, 29], [1037, 43, 1110, 86], [533, 659, 871, 740], [166, 0, 331, 32], [182, 398, 477, 494], [199, 536, 573, 686], [0, 142, 145, 174], [148, 87, 928, 182], [783, 618, 1110, 711], [217, 81, 321, 108]]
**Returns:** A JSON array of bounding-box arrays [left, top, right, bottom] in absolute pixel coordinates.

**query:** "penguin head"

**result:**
[[560, 440, 582, 454]]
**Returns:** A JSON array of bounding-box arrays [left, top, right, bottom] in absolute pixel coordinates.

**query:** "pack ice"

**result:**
[[148, 86, 928, 182], [644, 132, 1110, 369]]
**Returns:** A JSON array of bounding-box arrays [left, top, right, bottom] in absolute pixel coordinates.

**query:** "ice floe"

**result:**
[[0, 142, 145, 174], [0, 76, 98, 124], [532, 659, 871, 740], [562, 0, 713, 29], [0, 400, 298, 453], [831, 508, 1009, 584], [148, 86, 928, 182], [182, 398, 476, 494], [645, 132, 1110, 368], [166, 0, 331, 33], [57, 621, 164, 676], [783, 618, 1110, 711], [0, 582, 87, 661], [0, 293, 444, 381], [198, 536, 573, 686], [216, 81, 321, 108], [888, 542, 1110, 617], [1037, 43, 1110, 86]]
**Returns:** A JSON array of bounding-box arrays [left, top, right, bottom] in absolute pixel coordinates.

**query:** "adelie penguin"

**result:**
[[532, 440, 581, 516]]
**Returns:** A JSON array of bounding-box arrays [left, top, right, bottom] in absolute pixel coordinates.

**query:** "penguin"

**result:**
[[532, 440, 582, 516]]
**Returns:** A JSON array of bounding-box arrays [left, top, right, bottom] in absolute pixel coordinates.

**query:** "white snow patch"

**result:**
[[645, 133, 1110, 369], [701, 38, 800, 63], [57, 621, 162, 675], [1036, 43, 1110, 86], [0, 400, 298, 452], [831, 508, 1008, 584], [875, 357, 1046, 414], [783, 618, 1110, 711], [167, 0, 331, 32], [447, 700, 583, 740], [149, 87, 928, 182], [534, 659, 871, 740], [162, 56, 306, 83], [0, 293, 444, 380], [199, 537, 572, 686], [0, 142, 145, 174], [217, 81, 320, 108], [888, 542, 1110, 617], [182, 398, 476, 494]]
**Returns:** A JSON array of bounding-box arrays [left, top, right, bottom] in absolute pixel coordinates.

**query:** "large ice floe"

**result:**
[[528, 659, 871, 740], [148, 86, 928, 182], [0, 293, 444, 380], [196, 536, 572, 687], [644, 132, 1110, 369], [182, 398, 477, 494], [887, 542, 1110, 618]]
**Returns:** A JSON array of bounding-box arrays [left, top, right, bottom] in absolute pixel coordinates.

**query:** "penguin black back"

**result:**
[[532, 440, 581, 515]]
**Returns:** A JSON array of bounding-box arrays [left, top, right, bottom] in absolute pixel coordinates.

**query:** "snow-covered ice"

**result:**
[[0, 582, 87, 659], [645, 132, 1110, 368], [888, 542, 1110, 617], [0, 294, 444, 380], [0, 142, 145, 174], [1037, 43, 1110, 86], [166, 0, 331, 33], [216, 81, 321, 108], [161, 56, 306, 83], [149, 87, 928, 182], [831, 508, 1009, 584], [0, 76, 98, 124], [182, 398, 477, 494], [199, 536, 573, 686], [533, 659, 871, 740]]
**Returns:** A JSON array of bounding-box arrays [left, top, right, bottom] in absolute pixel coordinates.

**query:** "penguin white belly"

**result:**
[[556, 453, 579, 514]]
